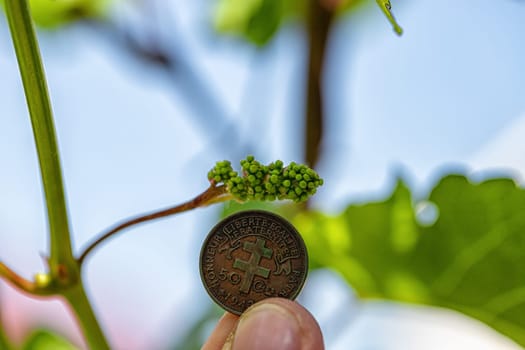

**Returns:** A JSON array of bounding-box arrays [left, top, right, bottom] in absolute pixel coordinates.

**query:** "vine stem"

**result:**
[[64, 283, 110, 350], [77, 185, 231, 266], [0, 262, 46, 296], [4, 0, 110, 348], [4, 0, 74, 270]]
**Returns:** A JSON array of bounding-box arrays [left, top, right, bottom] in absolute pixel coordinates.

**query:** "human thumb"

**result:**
[[222, 298, 324, 350]]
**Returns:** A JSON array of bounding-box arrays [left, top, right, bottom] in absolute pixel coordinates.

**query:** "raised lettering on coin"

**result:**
[[199, 210, 308, 315]]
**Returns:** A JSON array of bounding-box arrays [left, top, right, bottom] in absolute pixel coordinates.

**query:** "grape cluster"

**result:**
[[207, 156, 323, 202], [207, 160, 237, 184]]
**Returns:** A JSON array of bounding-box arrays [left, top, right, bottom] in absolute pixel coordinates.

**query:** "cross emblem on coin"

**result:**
[[233, 238, 273, 293]]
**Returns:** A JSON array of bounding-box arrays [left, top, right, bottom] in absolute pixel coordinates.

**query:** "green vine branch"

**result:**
[[4, 0, 75, 272], [77, 156, 323, 266], [0, 262, 54, 296], [3, 0, 109, 348]]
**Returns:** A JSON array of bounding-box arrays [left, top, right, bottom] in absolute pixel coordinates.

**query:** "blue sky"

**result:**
[[1, 0, 524, 349]]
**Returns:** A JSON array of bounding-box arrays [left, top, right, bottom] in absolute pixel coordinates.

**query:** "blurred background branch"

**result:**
[[304, 0, 334, 167]]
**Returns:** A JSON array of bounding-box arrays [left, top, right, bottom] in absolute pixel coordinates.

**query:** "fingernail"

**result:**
[[228, 303, 301, 350]]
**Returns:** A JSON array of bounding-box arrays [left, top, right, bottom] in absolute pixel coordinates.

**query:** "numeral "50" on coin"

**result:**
[[218, 268, 241, 285]]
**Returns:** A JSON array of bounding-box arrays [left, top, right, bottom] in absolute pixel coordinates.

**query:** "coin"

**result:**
[[199, 210, 309, 315]]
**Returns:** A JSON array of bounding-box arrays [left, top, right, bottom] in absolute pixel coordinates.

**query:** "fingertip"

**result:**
[[202, 312, 239, 350], [261, 298, 324, 350], [231, 298, 324, 350]]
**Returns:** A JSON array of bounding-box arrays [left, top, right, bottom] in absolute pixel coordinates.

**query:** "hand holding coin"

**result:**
[[202, 298, 324, 350], [201, 211, 323, 349]]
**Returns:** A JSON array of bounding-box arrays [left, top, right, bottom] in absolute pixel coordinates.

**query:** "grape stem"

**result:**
[[0, 262, 52, 296], [77, 184, 232, 266]]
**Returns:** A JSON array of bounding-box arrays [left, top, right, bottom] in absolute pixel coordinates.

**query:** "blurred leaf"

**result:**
[[1, 0, 107, 28], [221, 200, 284, 218], [214, 0, 303, 46], [296, 175, 525, 346], [244, 0, 281, 45], [0, 325, 11, 350], [213, 0, 401, 45], [22, 329, 78, 350], [337, 0, 369, 14]]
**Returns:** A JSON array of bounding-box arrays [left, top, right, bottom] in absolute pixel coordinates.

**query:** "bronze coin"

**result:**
[[199, 210, 308, 315]]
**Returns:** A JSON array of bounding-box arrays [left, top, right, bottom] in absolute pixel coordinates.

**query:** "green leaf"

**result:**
[[213, 0, 402, 44], [336, 0, 369, 15], [214, 0, 302, 46], [1, 0, 107, 28], [296, 175, 525, 346], [22, 330, 78, 350]]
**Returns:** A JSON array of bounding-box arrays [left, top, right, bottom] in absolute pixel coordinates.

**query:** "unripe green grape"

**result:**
[[208, 155, 323, 202]]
